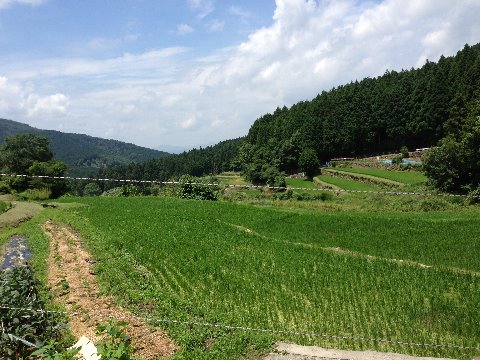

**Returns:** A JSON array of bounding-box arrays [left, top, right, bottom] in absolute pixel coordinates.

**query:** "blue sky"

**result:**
[[1, 0, 480, 151], [0, 1, 275, 59]]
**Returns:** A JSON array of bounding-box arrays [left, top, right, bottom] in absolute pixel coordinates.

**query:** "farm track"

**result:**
[[313, 177, 341, 190], [42, 221, 178, 359], [264, 342, 455, 360]]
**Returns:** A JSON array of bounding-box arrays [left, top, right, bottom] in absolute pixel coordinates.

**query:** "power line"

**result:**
[[0, 173, 475, 198], [0, 305, 478, 351]]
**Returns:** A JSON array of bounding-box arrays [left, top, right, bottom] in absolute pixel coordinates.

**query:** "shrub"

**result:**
[[400, 146, 409, 158], [101, 187, 125, 197], [0, 181, 11, 194], [315, 191, 333, 201], [391, 155, 404, 165], [83, 182, 102, 196], [0, 266, 65, 358], [465, 186, 480, 205], [419, 198, 450, 211], [18, 187, 52, 200], [177, 175, 218, 201]]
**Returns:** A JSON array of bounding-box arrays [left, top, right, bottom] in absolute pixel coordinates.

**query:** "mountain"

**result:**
[[0, 118, 171, 176]]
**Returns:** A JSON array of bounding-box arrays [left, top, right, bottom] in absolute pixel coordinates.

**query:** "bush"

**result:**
[[315, 191, 334, 201], [177, 175, 218, 201], [0, 266, 65, 358], [101, 187, 125, 197], [122, 184, 140, 197], [18, 187, 52, 200], [83, 182, 102, 196], [391, 155, 404, 165], [466, 186, 480, 205], [419, 197, 450, 211], [400, 146, 409, 158], [0, 181, 11, 194]]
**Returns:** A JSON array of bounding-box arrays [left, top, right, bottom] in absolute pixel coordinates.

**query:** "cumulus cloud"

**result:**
[[26, 93, 69, 117], [0, 75, 69, 129], [2, 0, 480, 148]]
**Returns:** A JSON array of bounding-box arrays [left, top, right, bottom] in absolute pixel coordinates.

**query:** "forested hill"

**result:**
[[0, 118, 171, 176], [100, 137, 244, 181], [240, 43, 480, 182]]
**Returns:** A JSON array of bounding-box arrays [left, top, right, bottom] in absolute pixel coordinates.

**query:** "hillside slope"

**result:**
[[0, 118, 171, 176], [241, 43, 480, 181]]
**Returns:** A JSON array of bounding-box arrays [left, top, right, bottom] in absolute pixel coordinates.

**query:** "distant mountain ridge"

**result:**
[[0, 118, 171, 176]]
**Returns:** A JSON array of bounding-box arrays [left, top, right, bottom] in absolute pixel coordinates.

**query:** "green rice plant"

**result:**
[[45, 197, 480, 359], [285, 178, 318, 189]]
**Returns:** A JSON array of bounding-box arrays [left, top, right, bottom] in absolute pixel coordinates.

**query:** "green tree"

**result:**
[[0, 134, 53, 173], [423, 117, 480, 193], [0, 134, 67, 197], [299, 148, 320, 178]]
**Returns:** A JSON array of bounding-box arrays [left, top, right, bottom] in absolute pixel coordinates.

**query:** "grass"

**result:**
[[0, 201, 44, 230], [285, 178, 318, 189], [41, 196, 480, 360], [215, 175, 249, 186], [315, 174, 381, 191], [0, 200, 10, 213], [335, 167, 427, 185]]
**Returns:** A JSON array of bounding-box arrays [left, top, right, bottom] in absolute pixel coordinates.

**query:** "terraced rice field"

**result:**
[[46, 196, 480, 359], [285, 178, 319, 189], [315, 174, 381, 191], [334, 168, 427, 185]]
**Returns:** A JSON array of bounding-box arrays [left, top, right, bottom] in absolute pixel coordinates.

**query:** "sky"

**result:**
[[0, 0, 480, 152]]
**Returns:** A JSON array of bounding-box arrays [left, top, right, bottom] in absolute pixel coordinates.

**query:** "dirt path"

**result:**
[[265, 342, 455, 360], [42, 221, 178, 359], [0, 197, 43, 229]]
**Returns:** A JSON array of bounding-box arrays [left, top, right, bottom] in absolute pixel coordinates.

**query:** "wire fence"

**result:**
[[0, 173, 476, 199], [1, 305, 478, 351]]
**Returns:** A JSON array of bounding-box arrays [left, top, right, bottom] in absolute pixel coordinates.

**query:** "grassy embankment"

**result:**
[[333, 167, 427, 185]]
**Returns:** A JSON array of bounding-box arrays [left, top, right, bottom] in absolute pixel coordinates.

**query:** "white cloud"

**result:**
[[2, 0, 480, 148], [87, 37, 122, 51], [228, 5, 251, 21], [0, 75, 69, 128], [177, 117, 196, 129], [26, 93, 69, 117], [176, 23, 194, 35], [0, 0, 45, 9], [188, 0, 214, 19], [208, 19, 224, 32]]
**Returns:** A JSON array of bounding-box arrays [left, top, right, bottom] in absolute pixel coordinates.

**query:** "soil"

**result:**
[[42, 221, 178, 359]]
